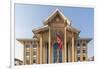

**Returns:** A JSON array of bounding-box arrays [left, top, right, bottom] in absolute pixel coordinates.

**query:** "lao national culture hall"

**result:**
[[17, 9, 92, 65]]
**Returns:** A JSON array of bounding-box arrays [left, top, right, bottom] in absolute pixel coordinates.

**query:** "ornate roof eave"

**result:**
[[77, 37, 92, 43], [43, 8, 71, 26], [16, 38, 34, 44], [66, 25, 81, 34], [32, 25, 49, 34]]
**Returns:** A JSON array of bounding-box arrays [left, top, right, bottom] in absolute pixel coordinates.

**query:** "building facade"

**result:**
[[17, 9, 92, 65]]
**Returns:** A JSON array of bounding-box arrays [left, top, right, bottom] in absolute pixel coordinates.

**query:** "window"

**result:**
[[33, 59, 36, 63], [83, 50, 86, 53], [33, 50, 36, 55], [77, 50, 80, 54], [77, 57, 80, 61], [26, 52, 30, 56], [83, 57, 86, 61], [83, 43, 86, 46], [77, 43, 80, 48], [33, 57, 36, 63]]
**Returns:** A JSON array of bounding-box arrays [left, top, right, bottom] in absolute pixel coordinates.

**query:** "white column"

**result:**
[[74, 40, 77, 62], [68, 41, 71, 62], [23, 42, 26, 65], [72, 37, 74, 62], [80, 41, 83, 61], [37, 42, 40, 64], [30, 42, 32, 64], [48, 27, 51, 63], [36, 42, 38, 64], [40, 34, 42, 64], [43, 42, 46, 64], [45, 43, 47, 64], [85, 41, 88, 61], [64, 27, 67, 62]]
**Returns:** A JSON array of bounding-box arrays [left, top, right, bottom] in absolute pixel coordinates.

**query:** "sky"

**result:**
[[15, 4, 94, 60]]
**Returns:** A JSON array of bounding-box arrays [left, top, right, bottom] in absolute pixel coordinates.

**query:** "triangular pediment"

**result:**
[[43, 9, 71, 26], [49, 12, 64, 23]]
